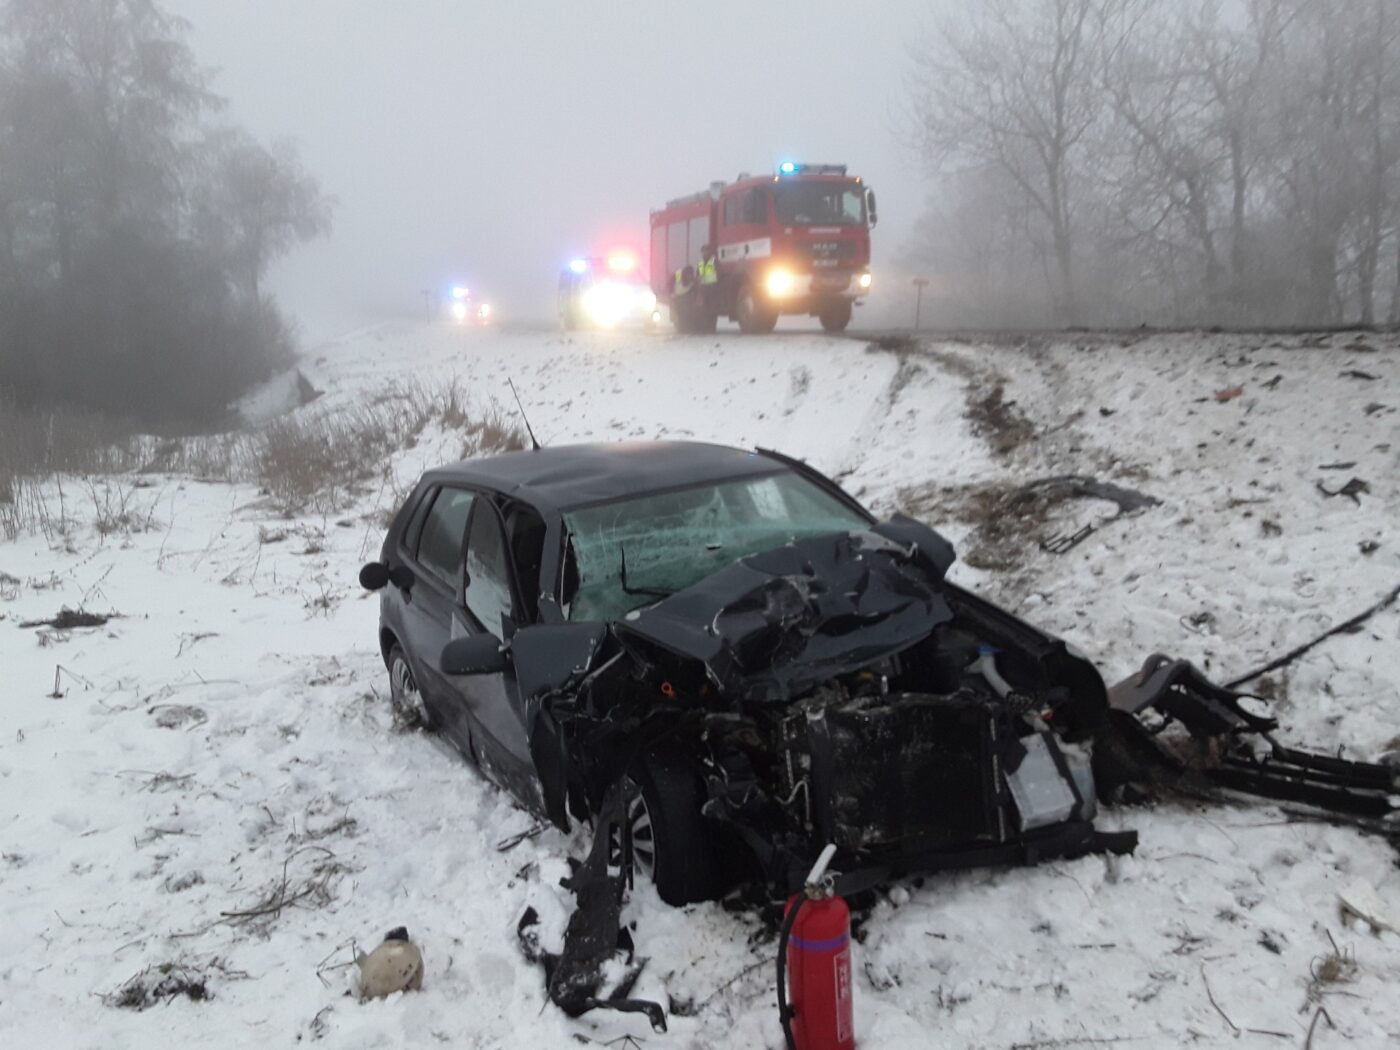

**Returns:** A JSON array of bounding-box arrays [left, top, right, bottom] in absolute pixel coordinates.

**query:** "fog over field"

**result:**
[[169, 0, 935, 335]]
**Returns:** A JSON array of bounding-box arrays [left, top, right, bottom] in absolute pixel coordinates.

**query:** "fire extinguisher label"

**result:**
[[834, 946, 853, 1044]]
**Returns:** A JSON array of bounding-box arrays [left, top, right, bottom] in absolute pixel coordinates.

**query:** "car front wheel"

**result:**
[[621, 753, 731, 905]]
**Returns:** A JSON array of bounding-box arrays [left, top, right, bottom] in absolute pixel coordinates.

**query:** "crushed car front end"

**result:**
[[524, 518, 1137, 898]]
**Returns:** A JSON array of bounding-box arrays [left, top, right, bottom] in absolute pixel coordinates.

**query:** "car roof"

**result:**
[[422, 440, 787, 512]]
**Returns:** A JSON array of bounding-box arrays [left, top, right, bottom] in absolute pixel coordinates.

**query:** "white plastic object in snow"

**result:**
[[1339, 880, 1400, 935]]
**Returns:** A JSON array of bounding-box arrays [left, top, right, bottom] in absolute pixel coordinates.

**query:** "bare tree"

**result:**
[[0, 0, 332, 422], [912, 0, 1104, 324], [193, 130, 333, 302]]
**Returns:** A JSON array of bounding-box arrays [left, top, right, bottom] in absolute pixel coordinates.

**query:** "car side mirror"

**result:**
[[440, 635, 508, 675], [361, 562, 416, 591], [866, 188, 878, 228]]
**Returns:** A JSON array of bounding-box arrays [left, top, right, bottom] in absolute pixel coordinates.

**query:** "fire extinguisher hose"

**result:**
[[776, 893, 804, 1050]]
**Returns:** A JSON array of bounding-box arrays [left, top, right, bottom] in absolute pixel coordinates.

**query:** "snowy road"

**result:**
[[2, 323, 1398, 1048]]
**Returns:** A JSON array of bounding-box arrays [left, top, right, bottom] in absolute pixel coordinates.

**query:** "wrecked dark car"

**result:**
[[360, 440, 1397, 1025], [360, 442, 1398, 902], [359, 441, 1144, 903]]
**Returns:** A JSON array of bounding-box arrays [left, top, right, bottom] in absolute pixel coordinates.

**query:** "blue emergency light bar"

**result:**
[[776, 162, 848, 177], [568, 258, 588, 274]]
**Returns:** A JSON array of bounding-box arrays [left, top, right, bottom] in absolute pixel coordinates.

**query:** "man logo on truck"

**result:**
[[649, 162, 876, 335]]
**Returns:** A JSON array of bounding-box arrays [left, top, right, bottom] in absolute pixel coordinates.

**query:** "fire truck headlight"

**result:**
[[858, 272, 873, 290], [765, 268, 796, 297], [450, 300, 469, 322], [478, 303, 492, 319]]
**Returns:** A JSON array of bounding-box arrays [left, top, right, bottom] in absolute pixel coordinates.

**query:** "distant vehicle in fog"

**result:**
[[558, 253, 661, 331], [650, 162, 877, 334], [444, 284, 495, 326]]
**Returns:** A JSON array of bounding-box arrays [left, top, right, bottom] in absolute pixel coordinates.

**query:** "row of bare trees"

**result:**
[[909, 0, 1400, 328], [0, 0, 331, 424]]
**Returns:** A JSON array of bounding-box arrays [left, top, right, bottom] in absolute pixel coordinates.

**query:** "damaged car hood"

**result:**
[[611, 517, 957, 702]]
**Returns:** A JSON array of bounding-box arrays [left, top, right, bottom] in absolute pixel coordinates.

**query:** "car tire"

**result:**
[[626, 752, 729, 905], [818, 300, 853, 333], [387, 643, 438, 730], [736, 286, 778, 334]]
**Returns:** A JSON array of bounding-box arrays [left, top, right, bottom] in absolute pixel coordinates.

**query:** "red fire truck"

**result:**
[[649, 162, 877, 334]]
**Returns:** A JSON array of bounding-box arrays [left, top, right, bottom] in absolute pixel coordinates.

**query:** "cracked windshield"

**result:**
[[564, 470, 867, 621]]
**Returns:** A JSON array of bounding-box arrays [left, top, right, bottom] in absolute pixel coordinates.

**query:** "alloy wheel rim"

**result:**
[[620, 777, 656, 879]]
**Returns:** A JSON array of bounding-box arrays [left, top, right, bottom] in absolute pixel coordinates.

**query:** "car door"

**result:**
[[397, 485, 478, 752], [456, 497, 544, 810]]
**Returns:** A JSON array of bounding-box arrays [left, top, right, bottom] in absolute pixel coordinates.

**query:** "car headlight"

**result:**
[[858, 272, 872, 290], [450, 301, 469, 321], [583, 282, 628, 326], [478, 303, 492, 319], [765, 268, 795, 297]]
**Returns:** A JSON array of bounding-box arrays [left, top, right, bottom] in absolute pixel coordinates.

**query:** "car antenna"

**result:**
[[507, 377, 542, 451]]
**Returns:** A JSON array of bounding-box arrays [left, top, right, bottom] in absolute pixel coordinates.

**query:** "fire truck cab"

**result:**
[[649, 162, 876, 334]]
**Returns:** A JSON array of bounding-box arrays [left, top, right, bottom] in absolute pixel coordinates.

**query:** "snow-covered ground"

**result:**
[[2, 322, 1397, 1048]]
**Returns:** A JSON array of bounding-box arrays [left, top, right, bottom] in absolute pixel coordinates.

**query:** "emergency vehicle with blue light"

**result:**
[[649, 162, 877, 334]]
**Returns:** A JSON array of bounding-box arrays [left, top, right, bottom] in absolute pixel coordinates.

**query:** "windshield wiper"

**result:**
[[619, 544, 672, 600]]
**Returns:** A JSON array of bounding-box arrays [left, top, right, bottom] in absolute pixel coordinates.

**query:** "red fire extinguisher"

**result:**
[[778, 843, 854, 1050]]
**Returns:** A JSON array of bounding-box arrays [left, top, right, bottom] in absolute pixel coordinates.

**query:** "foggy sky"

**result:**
[[170, 0, 937, 339]]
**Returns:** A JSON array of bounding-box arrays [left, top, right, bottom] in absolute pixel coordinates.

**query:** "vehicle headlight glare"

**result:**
[[858, 272, 872, 290], [766, 268, 795, 297], [583, 282, 627, 326], [450, 301, 469, 321]]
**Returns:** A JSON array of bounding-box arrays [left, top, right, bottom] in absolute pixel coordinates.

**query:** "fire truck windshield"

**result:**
[[774, 182, 866, 226]]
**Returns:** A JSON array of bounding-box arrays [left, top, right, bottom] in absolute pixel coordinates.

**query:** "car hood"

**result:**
[[610, 516, 956, 702]]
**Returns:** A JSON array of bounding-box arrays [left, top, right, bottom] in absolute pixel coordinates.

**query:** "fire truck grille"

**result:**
[[799, 241, 858, 265]]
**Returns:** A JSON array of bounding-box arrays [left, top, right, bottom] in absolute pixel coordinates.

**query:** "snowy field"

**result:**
[[2, 322, 1398, 1048]]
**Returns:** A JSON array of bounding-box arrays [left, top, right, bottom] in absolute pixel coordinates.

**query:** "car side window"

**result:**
[[464, 501, 516, 639], [401, 485, 438, 555], [415, 487, 475, 588]]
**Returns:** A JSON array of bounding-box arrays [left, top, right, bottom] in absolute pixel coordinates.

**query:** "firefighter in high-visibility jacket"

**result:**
[[696, 245, 719, 324], [697, 245, 718, 288]]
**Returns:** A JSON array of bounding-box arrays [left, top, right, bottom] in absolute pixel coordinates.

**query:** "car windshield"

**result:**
[[562, 470, 869, 622], [774, 182, 866, 226]]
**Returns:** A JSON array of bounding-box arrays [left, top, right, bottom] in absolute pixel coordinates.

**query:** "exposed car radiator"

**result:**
[[799, 691, 1009, 852]]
